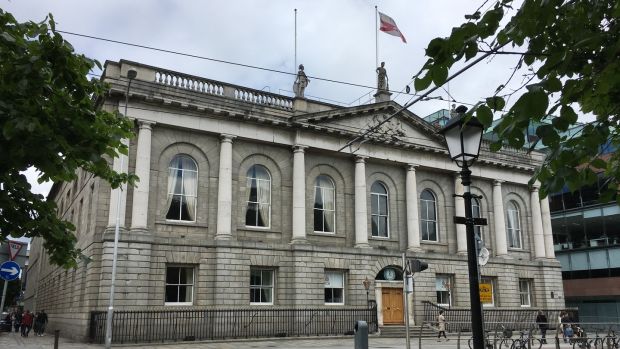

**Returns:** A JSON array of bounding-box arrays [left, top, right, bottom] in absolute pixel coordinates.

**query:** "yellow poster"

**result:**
[[479, 283, 493, 303]]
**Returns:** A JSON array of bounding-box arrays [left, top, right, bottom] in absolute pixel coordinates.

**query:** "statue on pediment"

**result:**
[[376, 62, 389, 91]]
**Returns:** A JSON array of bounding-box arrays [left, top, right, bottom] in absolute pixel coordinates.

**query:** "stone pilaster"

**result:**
[[540, 196, 556, 259], [354, 156, 370, 248], [406, 165, 422, 251], [216, 134, 235, 240], [530, 184, 547, 259], [493, 180, 509, 257], [291, 145, 307, 243], [107, 138, 129, 228], [130, 120, 154, 231], [454, 173, 467, 255]]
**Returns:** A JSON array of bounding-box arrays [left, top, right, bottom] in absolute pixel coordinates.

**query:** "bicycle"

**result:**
[[510, 330, 542, 349], [603, 328, 620, 349], [467, 330, 495, 349]]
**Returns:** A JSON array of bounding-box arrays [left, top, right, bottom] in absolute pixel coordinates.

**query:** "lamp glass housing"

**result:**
[[440, 114, 484, 167]]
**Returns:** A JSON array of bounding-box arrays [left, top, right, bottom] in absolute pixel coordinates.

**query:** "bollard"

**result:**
[[527, 328, 532, 349], [354, 320, 368, 349], [457, 328, 461, 349], [54, 330, 60, 349], [555, 332, 560, 349], [418, 322, 423, 349]]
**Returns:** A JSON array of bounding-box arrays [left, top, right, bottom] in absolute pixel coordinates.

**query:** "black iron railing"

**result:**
[[422, 301, 578, 332], [89, 307, 377, 344]]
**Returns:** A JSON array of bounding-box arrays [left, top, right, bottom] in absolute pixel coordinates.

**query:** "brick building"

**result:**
[[23, 60, 564, 341]]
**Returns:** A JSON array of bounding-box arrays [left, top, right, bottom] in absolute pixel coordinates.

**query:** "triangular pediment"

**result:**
[[294, 101, 444, 148]]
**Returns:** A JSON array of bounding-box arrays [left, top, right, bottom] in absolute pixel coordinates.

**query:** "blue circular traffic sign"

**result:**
[[0, 261, 20, 281]]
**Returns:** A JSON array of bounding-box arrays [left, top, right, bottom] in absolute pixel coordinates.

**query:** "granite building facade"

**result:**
[[23, 60, 564, 340]]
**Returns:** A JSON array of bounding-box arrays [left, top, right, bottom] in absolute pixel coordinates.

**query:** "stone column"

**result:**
[[530, 185, 547, 259], [493, 180, 508, 257], [354, 156, 370, 248], [108, 138, 129, 228], [540, 196, 556, 258], [406, 165, 422, 251], [454, 173, 467, 255], [216, 134, 235, 240], [291, 145, 307, 243], [130, 120, 154, 231]]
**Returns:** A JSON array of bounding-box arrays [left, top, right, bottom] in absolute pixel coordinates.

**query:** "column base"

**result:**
[[457, 251, 468, 256], [289, 238, 308, 245], [407, 247, 423, 253], [354, 243, 371, 249], [214, 234, 232, 240]]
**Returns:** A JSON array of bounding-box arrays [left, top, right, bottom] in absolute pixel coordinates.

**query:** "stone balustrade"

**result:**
[[154, 68, 292, 110]]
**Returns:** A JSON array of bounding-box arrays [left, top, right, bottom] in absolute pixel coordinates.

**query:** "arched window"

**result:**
[[371, 181, 389, 238], [245, 165, 271, 227], [165, 154, 198, 221], [506, 201, 522, 248], [420, 190, 438, 241], [473, 198, 483, 243], [314, 175, 335, 233]]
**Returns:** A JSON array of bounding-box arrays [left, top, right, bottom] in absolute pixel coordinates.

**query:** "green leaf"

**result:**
[[414, 72, 433, 91], [486, 96, 506, 111], [489, 141, 503, 152], [560, 106, 578, 124], [430, 66, 449, 86], [476, 105, 493, 127], [590, 158, 607, 169], [544, 76, 562, 92]]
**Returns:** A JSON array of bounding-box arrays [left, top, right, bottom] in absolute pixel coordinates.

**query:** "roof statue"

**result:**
[[376, 62, 389, 91], [293, 64, 309, 98]]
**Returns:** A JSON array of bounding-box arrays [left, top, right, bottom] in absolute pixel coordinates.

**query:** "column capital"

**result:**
[[292, 144, 308, 153], [493, 179, 504, 186], [136, 119, 155, 130], [220, 134, 236, 143], [355, 155, 368, 163], [530, 184, 540, 192], [406, 164, 418, 171]]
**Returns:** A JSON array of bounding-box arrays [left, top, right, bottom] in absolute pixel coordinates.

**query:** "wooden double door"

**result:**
[[382, 288, 404, 324]]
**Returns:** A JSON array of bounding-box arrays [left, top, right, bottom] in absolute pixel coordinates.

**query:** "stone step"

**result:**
[[380, 326, 439, 338]]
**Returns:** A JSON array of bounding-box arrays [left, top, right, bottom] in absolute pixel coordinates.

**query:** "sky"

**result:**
[[4, 0, 532, 197]]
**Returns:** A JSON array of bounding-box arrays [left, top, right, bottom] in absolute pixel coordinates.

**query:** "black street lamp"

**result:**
[[439, 105, 485, 349], [362, 277, 371, 307]]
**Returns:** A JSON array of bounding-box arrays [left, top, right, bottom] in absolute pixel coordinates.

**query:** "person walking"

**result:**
[[536, 310, 548, 344], [20, 310, 33, 337], [560, 311, 570, 343], [437, 310, 449, 342], [13, 310, 21, 333], [37, 310, 48, 336]]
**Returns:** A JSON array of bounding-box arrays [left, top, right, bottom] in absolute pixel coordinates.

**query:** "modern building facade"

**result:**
[[24, 60, 564, 341]]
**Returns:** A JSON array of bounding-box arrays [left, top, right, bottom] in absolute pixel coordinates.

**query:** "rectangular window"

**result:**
[[519, 279, 532, 307], [324, 271, 345, 305], [250, 269, 274, 304], [480, 277, 496, 307], [435, 275, 452, 306], [165, 266, 194, 305]]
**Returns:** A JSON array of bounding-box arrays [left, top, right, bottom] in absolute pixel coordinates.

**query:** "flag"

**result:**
[[378, 11, 407, 43]]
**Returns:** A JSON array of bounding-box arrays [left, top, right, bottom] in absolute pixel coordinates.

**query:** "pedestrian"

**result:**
[[536, 310, 548, 344], [437, 310, 449, 342], [13, 310, 22, 333], [561, 311, 570, 343], [32, 311, 40, 336], [21, 310, 33, 337], [37, 310, 48, 336]]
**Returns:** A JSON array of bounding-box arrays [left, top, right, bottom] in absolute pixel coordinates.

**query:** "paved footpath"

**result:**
[[0, 331, 572, 349]]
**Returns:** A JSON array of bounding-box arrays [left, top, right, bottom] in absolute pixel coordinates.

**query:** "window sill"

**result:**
[[421, 241, 448, 246], [508, 247, 524, 251], [240, 226, 281, 234], [308, 232, 345, 239], [325, 303, 345, 306], [164, 302, 193, 306], [370, 236, 391, 240], [250, 302, 274, 306], [156, 220, 208, 228]]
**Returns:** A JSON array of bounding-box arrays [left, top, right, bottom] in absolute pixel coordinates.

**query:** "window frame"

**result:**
[[506, 201, 523, 249], [435, 274, 453, 307], [165, 154, 198, 222], [313, 175, 336, 234], [420, 189, 438, 242], [164, 265, 195, 306], [324, 270, 345, 305], [250, 268, 275, 305], [370, 181, 390, 238], [245, 165, 272, 229], [518, 279, 532, 307]]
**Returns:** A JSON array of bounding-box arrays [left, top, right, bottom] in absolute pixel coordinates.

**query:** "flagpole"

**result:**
[[375, 5, 378, 69], [294, 8, 297, 73]]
